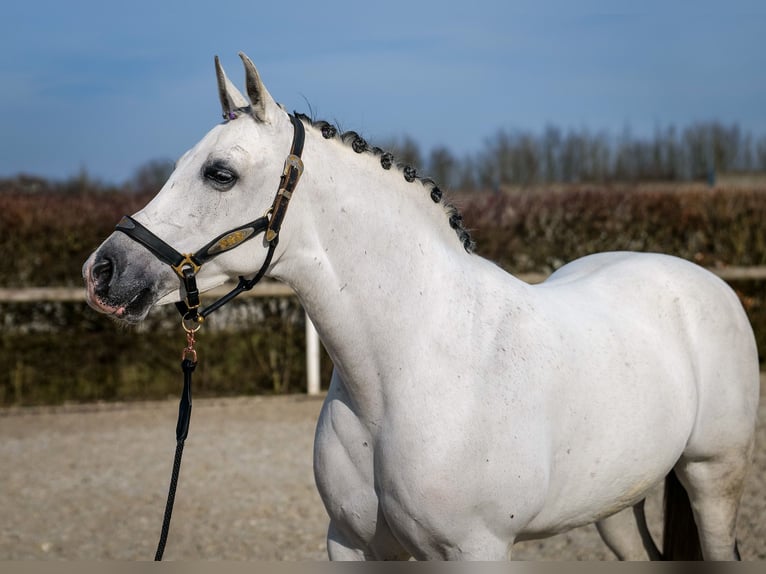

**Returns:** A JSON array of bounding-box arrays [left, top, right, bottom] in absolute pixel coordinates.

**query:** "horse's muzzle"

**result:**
[[83, 232, 172, 322]]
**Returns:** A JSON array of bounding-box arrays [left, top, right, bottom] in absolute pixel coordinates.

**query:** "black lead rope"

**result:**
[[154, 349, 196, 561]]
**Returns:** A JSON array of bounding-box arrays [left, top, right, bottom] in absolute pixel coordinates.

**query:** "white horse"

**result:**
[[83, 53, 759, 561]]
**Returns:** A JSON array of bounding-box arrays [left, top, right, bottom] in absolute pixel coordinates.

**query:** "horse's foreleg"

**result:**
[[327, 521, 367, 560], [314, 371, 410, 561], [596, 500, 661, 560], [326, 510, 410, 561]]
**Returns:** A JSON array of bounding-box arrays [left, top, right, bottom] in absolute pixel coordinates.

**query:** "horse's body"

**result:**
[[83, 54, 759, 560], [312, 247, 757, 560]]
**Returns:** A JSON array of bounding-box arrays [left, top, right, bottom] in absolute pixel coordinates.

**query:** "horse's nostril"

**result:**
[[91, 257, 114, 286]]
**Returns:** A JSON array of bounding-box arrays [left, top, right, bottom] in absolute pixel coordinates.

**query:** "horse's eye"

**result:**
[[203, 164, 237, 189]]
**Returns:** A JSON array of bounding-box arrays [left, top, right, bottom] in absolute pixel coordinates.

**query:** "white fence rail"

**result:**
[[2, 266, 765, 396], [2, 266, 763, 304]]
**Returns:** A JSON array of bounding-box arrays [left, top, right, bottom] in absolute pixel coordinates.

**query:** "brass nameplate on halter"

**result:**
[[207, 228, 255, 255]]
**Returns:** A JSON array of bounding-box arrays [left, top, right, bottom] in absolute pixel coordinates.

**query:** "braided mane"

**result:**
[[293, 113, 475, 252]]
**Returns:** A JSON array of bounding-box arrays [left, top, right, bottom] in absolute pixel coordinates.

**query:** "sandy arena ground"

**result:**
[[1, 376, 764, 561]]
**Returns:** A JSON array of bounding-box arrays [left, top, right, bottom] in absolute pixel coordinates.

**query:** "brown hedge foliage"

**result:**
[[1, 183, 765, 287], [0, 188, 153, 287], [459, 184, 766, 274], [0, 298, 335, 406], [0, 183, 763, 405]]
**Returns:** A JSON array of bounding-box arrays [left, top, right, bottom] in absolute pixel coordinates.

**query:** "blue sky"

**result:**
[[1, 0, 764, 183]]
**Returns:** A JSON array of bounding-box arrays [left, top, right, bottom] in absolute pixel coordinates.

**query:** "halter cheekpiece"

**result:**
[[115, 113, 305, 325]]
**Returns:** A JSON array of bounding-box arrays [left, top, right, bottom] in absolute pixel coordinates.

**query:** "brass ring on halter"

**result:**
[[181, 315, 202, 333]]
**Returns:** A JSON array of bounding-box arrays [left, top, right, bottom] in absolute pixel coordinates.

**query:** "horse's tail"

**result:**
[[662, 469, 703, 560]]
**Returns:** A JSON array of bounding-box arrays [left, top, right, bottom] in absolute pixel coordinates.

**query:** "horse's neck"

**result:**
[[271, 131, 471, 417]]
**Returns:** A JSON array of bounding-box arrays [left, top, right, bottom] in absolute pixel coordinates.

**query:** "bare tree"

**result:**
[[128, 159, 174, 194], [428, 146, 458, 189]]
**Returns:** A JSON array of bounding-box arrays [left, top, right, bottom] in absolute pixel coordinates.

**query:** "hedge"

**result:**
[[0, 183, 763, 405], [0, 298, 335, 406], [459, 184, 766, 274]]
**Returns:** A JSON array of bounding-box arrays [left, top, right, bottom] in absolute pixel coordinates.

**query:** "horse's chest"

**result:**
[[371, 400, 549, 520]]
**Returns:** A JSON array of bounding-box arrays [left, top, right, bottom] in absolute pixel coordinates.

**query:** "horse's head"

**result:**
[[83, 53, 298, 323]]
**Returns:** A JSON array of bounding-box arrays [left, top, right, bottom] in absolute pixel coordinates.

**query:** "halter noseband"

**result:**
[[115, 113, 305, 325]]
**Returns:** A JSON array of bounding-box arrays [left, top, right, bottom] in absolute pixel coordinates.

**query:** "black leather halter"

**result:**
[[115, 113, 305, 324]]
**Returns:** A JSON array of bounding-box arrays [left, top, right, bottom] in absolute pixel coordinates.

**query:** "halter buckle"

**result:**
[[265, 154, 304, 243], [282, 154, 304, 179]]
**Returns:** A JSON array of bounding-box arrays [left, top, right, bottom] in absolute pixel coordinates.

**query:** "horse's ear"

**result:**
[[214, 56, 249, 119], [239, 52, 279, 124]]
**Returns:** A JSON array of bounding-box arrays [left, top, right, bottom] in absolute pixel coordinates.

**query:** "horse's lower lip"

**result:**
[[84, 279, 142, 319], [86, 293, 123, 316]]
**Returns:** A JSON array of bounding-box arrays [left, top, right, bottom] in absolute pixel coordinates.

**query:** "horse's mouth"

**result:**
[[87, 289, 152, 323], [85, 284, 158, 324]]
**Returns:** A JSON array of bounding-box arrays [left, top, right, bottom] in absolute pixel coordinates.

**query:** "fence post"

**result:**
[[305, 312, 321, 395]]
